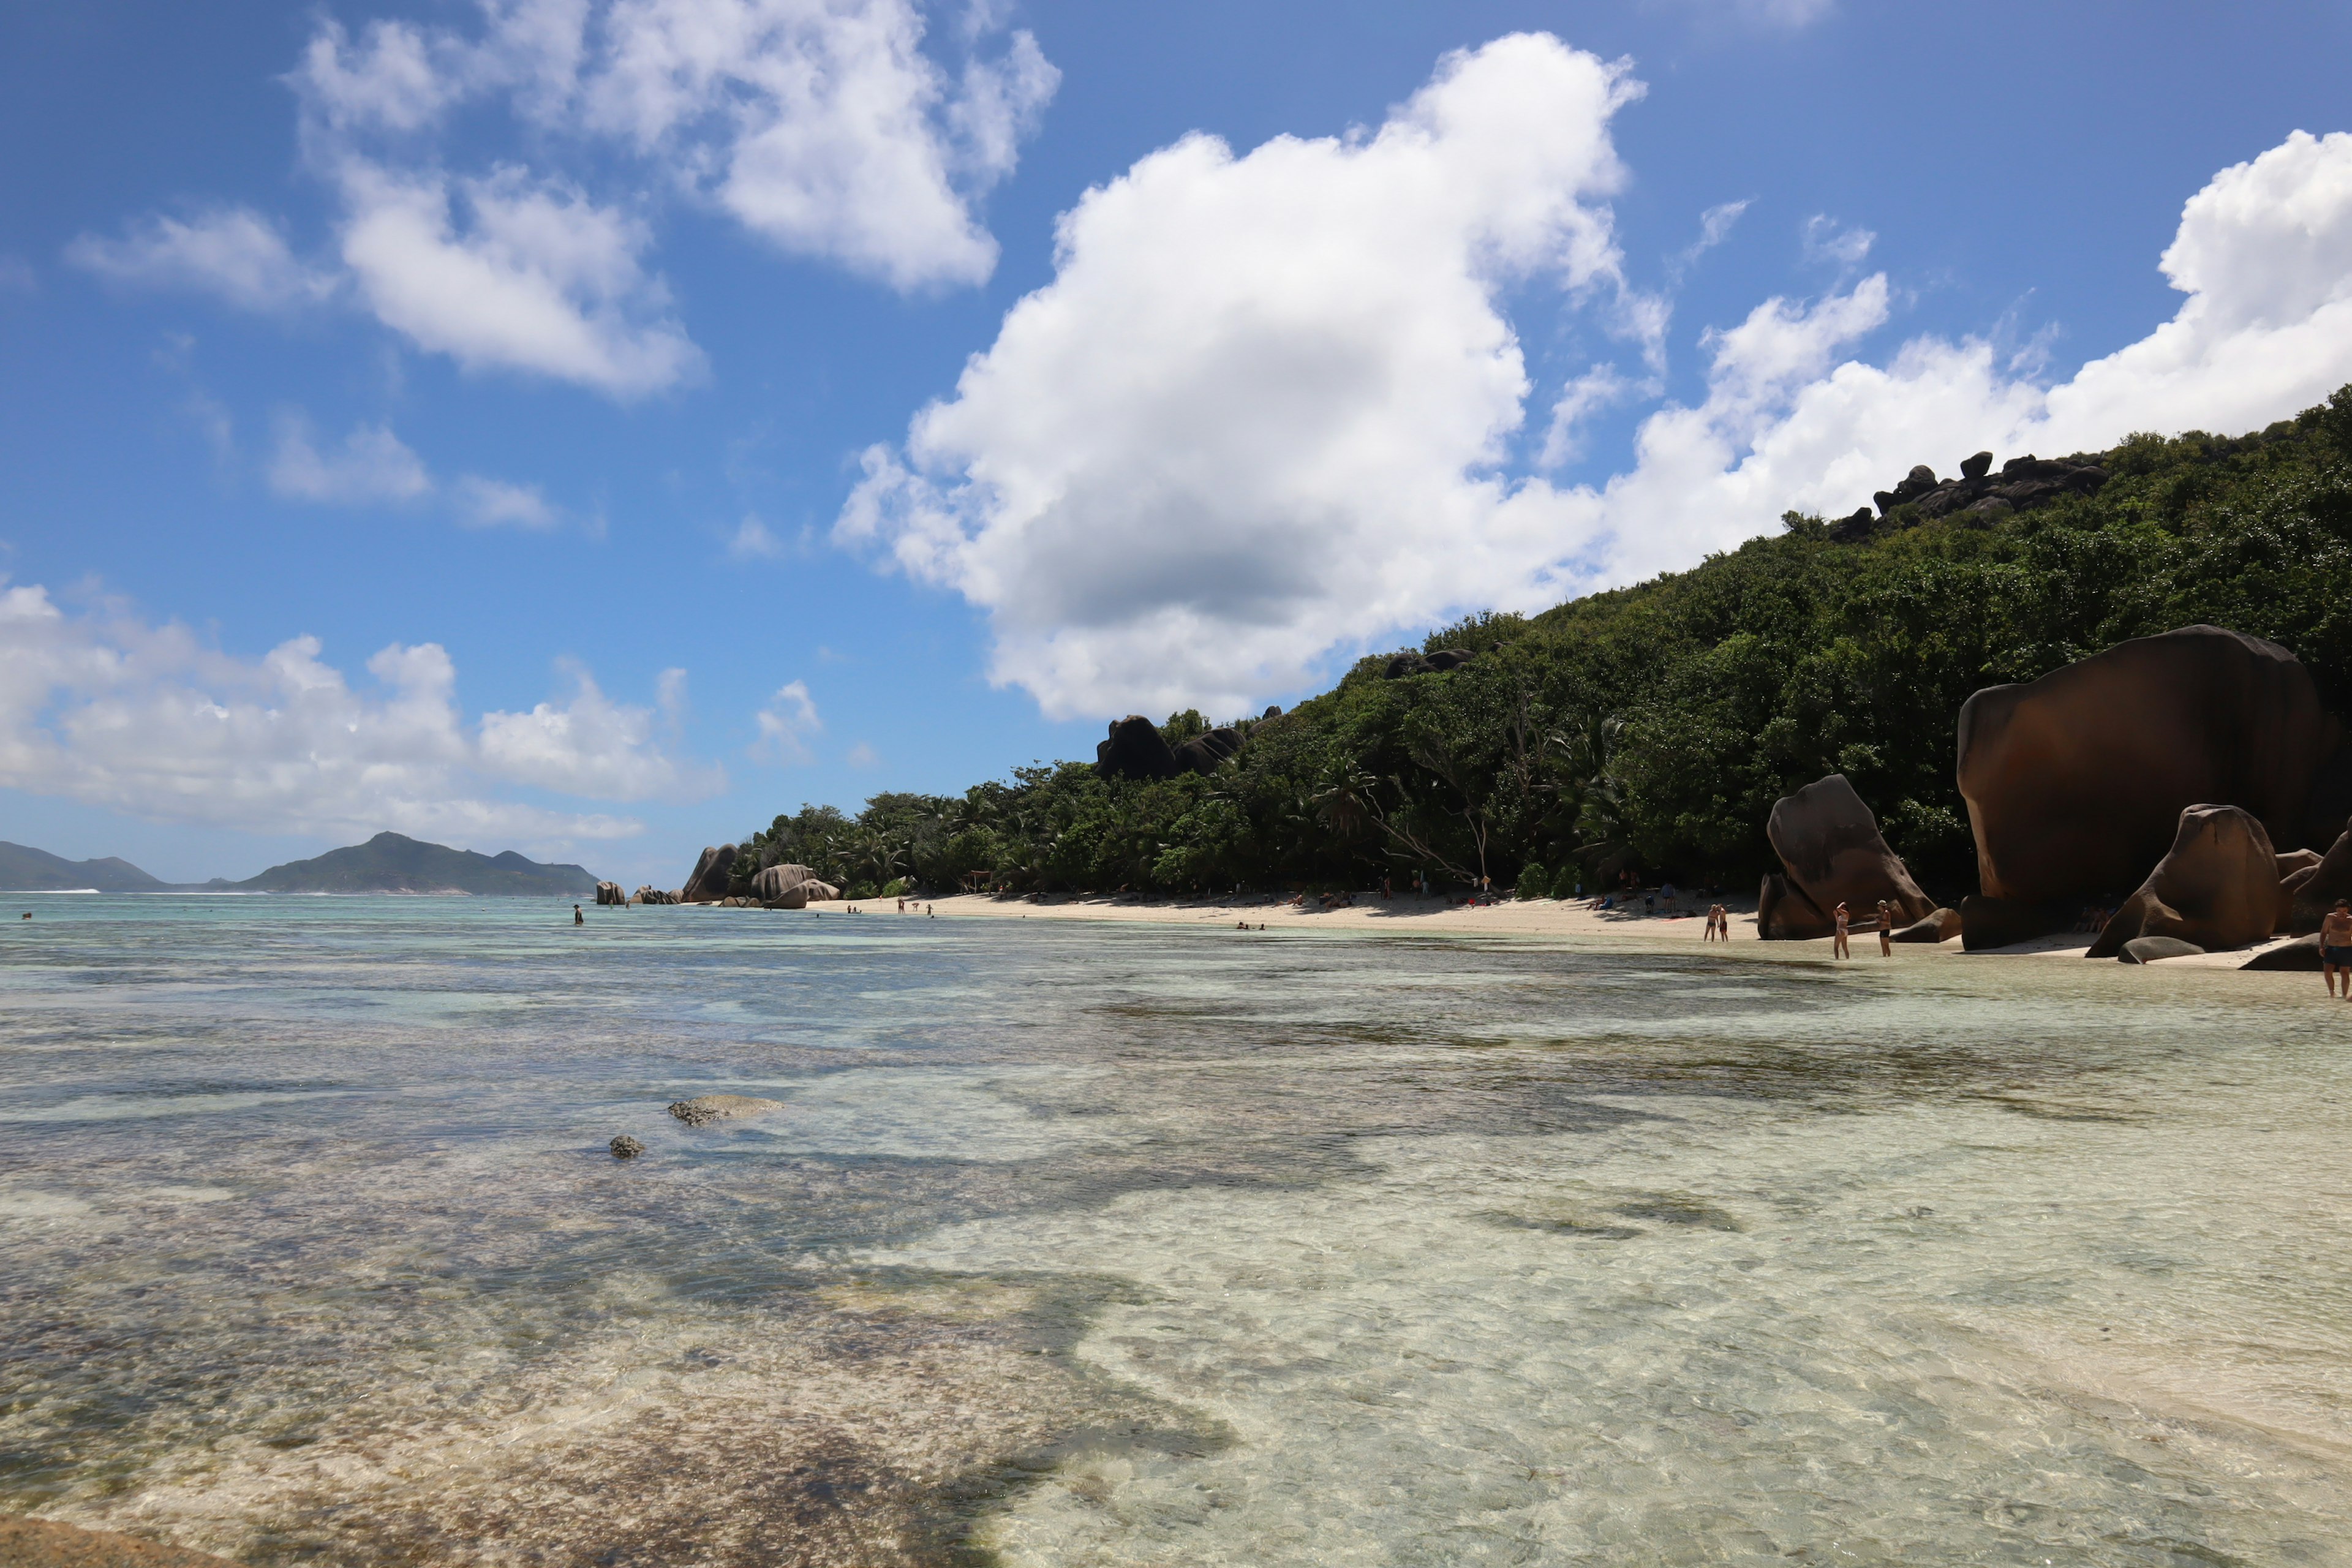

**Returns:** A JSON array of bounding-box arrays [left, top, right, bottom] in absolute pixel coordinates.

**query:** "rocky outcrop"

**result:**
[[2244, 933, 2325, 971], [609, 1134, 644, 1159], [1890, 907, 1962, 943], [2279, 822, 2352, 933], [1381, 649, 1476, 680], [1876, 453, 2108, 522], [1756, 774, 1935, 940], [1173, 726, 1242, 775], [1095, 716, 1180, 782], [753, 863, 839, 908], [679, 844, 738, 903], [1957, 894, 2073, 951], [1958, 626, 2342, 907], [1757, 872, 1834, 940], [594, 880, 627, 906], [668, 1093, 786, 1126], [2087, 804, 2282, 958], [633, 886, 679, 905]]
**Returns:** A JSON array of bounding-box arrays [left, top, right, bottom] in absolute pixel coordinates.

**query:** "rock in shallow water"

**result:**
[[666, 1093, 786, 1128], [609, 1134, 644, 1159]]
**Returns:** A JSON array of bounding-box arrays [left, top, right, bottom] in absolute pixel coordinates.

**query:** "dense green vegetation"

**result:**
[[734, 389, 2352, 903]]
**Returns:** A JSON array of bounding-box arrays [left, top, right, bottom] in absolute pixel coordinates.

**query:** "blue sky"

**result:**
[[6, 0, 2352, 886]]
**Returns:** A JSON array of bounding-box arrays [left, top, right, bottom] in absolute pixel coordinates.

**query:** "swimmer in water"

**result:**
[[573, 904, 584, 925]]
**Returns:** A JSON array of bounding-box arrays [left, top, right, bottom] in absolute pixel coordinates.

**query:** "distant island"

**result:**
[[0, 832, 599, 897], [0, 842, 173, 892]]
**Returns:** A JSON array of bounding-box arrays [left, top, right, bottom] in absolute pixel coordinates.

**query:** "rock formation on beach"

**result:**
[[632, 886, 679, 905], [594, 881, 627, 906], [2087, 804, 2282, 958], [680, 844, 739, 903], [1756, 774, 1936, 940], [752, 862, 839, 908], [1958, 627, 2343, 910]]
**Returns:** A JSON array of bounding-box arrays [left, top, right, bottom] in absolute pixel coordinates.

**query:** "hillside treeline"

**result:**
[[733, 388, 2352, 903]]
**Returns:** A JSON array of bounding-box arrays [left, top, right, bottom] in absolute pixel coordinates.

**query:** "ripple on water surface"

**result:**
[[2, 896, 2350, 1566]]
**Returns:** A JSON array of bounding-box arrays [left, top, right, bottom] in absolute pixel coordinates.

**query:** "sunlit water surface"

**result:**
[[4, 897, 2351, 1566]]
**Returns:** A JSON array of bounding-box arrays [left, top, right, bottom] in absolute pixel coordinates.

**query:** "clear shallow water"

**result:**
[[4, 898, 2351, 1566]]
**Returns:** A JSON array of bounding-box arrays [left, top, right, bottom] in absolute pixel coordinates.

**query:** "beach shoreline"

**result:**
[[834, 889, 2309, 971]]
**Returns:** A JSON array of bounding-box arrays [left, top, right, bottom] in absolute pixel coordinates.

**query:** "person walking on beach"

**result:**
[[2325, 900, 2352, 998], [1832, 902, 1850, 959], [1709, 902, 1728, 941], [1876, 899, 1894, 957]]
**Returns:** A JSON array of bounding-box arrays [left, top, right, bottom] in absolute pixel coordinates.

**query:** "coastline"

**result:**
[[856, 890, 2310, 971]]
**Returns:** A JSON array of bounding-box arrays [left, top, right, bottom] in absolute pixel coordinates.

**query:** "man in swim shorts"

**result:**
[[2324, 900, 2352, 998]]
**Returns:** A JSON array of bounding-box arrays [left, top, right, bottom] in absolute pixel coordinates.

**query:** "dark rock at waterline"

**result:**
[[2087, 803, 2281, 959], [680, 844, 738, 904], [1095, 715, 1180, 781], [1890, 906, 1962, 943], [2120, 935, 2205, 963], [1957, 625, 2341, 907], [2243, 933, 2325, 970], [610, 1134, 644, 1159], [1958, 894, 2073, 951], [632, 886, 679, 905], [0, 1515, 240, 1566], [594, 880, 627, 906], [667, 1094, 786, 1128]]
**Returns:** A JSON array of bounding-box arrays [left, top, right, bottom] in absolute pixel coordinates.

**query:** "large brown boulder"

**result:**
[[1095, 716, 1179, 781], [680, 843, 738, 903], [1757, 774, 1935, 940], [594, 880, 627, 906], [1957, 894, 2073, 951], [1958, 626, 2342, 907], [753, 863, 839, 908], [2086, 804, 2282, 957], [2280, 822, 2352, 933], [1757, 872, 1833, 940]]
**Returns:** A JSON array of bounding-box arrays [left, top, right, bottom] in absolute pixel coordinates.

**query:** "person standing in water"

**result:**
[[1876, 899, 1895, 957], [2324, 900, 2352, 997], [1832, 901, 1850, 959], [573, 904, 584, 925]]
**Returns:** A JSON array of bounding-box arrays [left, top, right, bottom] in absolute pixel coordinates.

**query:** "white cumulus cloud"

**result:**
[[0, 581, 715, 848], [454, 473, 560, 528], [334, 162, 701, 396], [840, 37, 2352, 721], [839, 32, 1643, 718]]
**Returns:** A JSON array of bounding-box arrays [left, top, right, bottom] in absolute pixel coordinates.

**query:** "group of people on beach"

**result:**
[[1826, 899, 1908, 959]]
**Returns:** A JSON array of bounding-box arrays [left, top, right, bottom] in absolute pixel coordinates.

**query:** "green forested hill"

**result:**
[[733, 388, 2352, 903], [231, 832, 599, 896]]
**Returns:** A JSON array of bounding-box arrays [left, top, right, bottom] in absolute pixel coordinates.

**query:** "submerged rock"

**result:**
[[609, 1134, 644, 1159], [667, 1093, 786, 1128]]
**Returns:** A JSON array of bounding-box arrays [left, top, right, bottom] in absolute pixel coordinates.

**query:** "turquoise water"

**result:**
[[4, 896, 2351, 1566]]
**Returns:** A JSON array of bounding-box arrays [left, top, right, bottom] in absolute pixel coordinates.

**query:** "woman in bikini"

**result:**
[[1832, 901, 1851, 959]]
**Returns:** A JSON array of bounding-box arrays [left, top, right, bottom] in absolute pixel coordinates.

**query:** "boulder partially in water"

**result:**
[[680, 844, 738, 903], [1760, 774, 1935, 938], [2087, 803, 2281, 958], [609, 1134, 644, 1159], [667, 1094, 786, 1127], [594, 880, 627, 906]]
